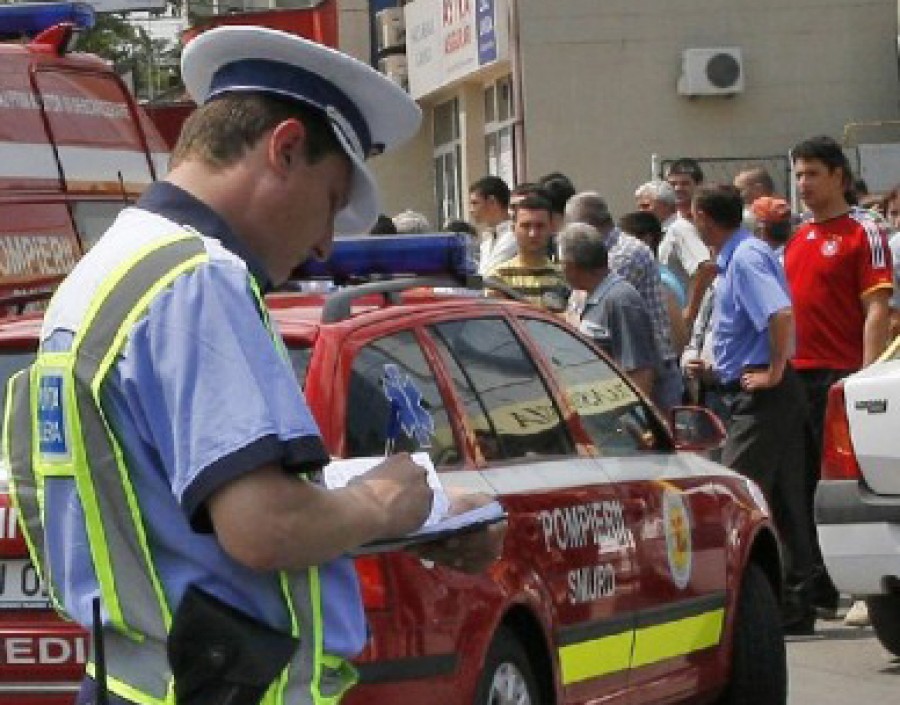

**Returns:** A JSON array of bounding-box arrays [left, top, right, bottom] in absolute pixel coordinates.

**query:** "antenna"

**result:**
[[92, 597, 109, 705]]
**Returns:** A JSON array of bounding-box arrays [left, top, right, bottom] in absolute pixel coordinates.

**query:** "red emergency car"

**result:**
[[0, 235, 786, 705]]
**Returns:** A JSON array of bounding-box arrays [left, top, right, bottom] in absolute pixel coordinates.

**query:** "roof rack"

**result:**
[[320, 274, 484, 323]]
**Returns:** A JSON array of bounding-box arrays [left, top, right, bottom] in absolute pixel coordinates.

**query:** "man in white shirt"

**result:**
[[664, 159, 717, 328], [469, 175, 516, 275]]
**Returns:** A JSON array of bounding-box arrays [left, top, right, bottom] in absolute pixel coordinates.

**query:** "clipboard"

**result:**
[[351, 502, 507, 555]]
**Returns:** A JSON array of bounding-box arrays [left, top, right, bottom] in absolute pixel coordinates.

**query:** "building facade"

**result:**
[[340, 0, 899, 227]]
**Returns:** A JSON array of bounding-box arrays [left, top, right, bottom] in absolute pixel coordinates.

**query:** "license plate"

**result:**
[[0, 558, 50, 609]]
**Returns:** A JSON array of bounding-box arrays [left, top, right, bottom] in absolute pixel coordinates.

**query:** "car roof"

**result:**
[[268, 288, 543, 336], [0, 288, 546, 345]]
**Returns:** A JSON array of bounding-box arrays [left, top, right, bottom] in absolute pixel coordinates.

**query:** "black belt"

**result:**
[[708, 379, 743, 395]]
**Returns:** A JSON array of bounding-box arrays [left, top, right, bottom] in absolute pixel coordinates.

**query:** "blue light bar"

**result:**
[[295, 233, 476, 281], [0, 2, 95, 37]]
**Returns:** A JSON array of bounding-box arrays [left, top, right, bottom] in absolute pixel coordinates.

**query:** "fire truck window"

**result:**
[[72, 202, 130, 251], [345, 331, 460, 467], [522, 318, 661, 456], [430, 317, 573, 461], [427, 330, 499, 461]]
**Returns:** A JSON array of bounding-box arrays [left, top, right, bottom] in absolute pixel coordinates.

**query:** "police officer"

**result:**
[[4, 26, 502, 705]]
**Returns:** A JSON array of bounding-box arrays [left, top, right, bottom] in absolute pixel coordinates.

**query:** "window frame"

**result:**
[[508, 312, 673, 454], [421, 310, 577, 466]]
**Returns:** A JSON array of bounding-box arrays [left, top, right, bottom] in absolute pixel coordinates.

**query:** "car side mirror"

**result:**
[[669, 405, 725, 451]]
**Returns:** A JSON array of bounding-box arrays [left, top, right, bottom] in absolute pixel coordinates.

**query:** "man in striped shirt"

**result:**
[[487, 194, 569, 312]]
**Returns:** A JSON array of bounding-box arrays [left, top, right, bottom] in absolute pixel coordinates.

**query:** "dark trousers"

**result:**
[[797, 368, 853, 609], [721, 368, 815, 599]]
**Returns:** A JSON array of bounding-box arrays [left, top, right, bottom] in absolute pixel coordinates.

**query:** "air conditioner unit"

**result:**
[[678, 47, 744, 96], [375, 7, 405, 54], [378, 53, 409, 93]]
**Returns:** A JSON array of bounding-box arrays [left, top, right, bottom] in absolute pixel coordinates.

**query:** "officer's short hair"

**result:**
[[172, 93, 342, 169]]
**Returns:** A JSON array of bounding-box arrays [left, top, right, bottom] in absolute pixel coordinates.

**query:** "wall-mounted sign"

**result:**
[[405, 0, 508, 100]]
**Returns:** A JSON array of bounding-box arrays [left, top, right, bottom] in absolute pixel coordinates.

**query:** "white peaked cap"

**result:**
[[181, 25, 422, 234]]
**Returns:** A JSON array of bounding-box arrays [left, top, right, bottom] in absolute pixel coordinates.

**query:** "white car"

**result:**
[[816, 338, 900, 657]]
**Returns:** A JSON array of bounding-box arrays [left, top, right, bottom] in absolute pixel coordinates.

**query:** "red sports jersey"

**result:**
[[784, 209, 893, 371]]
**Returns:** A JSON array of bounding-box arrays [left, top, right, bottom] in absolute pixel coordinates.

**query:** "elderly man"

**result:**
[[635, 178, 679, 228], [3, 26, 501, 705], [565, 192, 683, 412], [559, 222, 661, 399]]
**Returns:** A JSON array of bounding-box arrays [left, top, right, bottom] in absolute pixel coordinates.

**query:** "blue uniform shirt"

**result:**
[[43, 182, 366, 658], [711, 229, 792, 385]]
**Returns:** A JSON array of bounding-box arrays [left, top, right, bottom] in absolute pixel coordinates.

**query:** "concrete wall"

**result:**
[[517, 0, 900, 214], [339, 0, 435, 228], [336, 0, 899, 225]]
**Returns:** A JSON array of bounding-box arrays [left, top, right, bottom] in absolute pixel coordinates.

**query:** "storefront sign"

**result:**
[[406, 0, 508, 99]]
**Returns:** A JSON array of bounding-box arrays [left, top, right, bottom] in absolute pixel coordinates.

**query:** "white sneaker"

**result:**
[[843, 600, 870, 627]]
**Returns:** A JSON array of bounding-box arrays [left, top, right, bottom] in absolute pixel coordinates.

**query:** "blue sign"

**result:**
[[381, 364, 434, 448], [38, 374, 69, 458], [477, 0, 497, 65]]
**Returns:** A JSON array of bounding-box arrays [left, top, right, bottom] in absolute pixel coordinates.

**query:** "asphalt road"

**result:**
[[787, 618, 900, 704]]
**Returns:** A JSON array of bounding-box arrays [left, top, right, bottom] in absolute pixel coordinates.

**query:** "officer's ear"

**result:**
[[269, 118, 307, 175]]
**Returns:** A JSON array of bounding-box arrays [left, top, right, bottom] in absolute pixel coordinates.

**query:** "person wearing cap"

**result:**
[[751, 195, 794, 262], [3, 26, 502, 705], [690, 184, 815, 635]]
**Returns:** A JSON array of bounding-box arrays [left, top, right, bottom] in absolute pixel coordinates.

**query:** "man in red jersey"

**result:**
[[785, 134, 893, 624]]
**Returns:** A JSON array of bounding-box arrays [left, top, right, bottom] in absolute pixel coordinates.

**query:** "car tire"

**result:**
[[866, 594, 900, 657], [474, 626, 541, 705], [719, 563, 787, 705]]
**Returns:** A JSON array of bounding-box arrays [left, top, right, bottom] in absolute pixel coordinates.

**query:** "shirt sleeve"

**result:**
[[857, 218, 893, 298], [607, 294, 660, 372], [733, 245, 791, 332], [673, 220, 711, 277], [119, 259, 329, 531]]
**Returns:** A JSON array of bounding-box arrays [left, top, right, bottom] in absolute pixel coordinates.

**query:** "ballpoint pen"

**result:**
[[385, 398, 401, 456]]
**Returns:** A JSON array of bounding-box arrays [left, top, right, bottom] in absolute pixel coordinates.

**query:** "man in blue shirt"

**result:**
[[689, 185, 815, 635]]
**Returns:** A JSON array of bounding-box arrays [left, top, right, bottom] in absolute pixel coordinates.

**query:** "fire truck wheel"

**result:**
[[474, 626, 541, 705], [719, 562, 787, 705]]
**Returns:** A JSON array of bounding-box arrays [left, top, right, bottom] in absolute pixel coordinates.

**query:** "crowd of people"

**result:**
[[395, 135, 897, 637]]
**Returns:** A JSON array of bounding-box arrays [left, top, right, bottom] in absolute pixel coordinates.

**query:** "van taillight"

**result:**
[[354, 555, 389, 611], [821, 382, 862, 480]]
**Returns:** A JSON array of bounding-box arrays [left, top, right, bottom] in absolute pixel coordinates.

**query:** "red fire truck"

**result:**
[[0, 2, 169, 312]]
